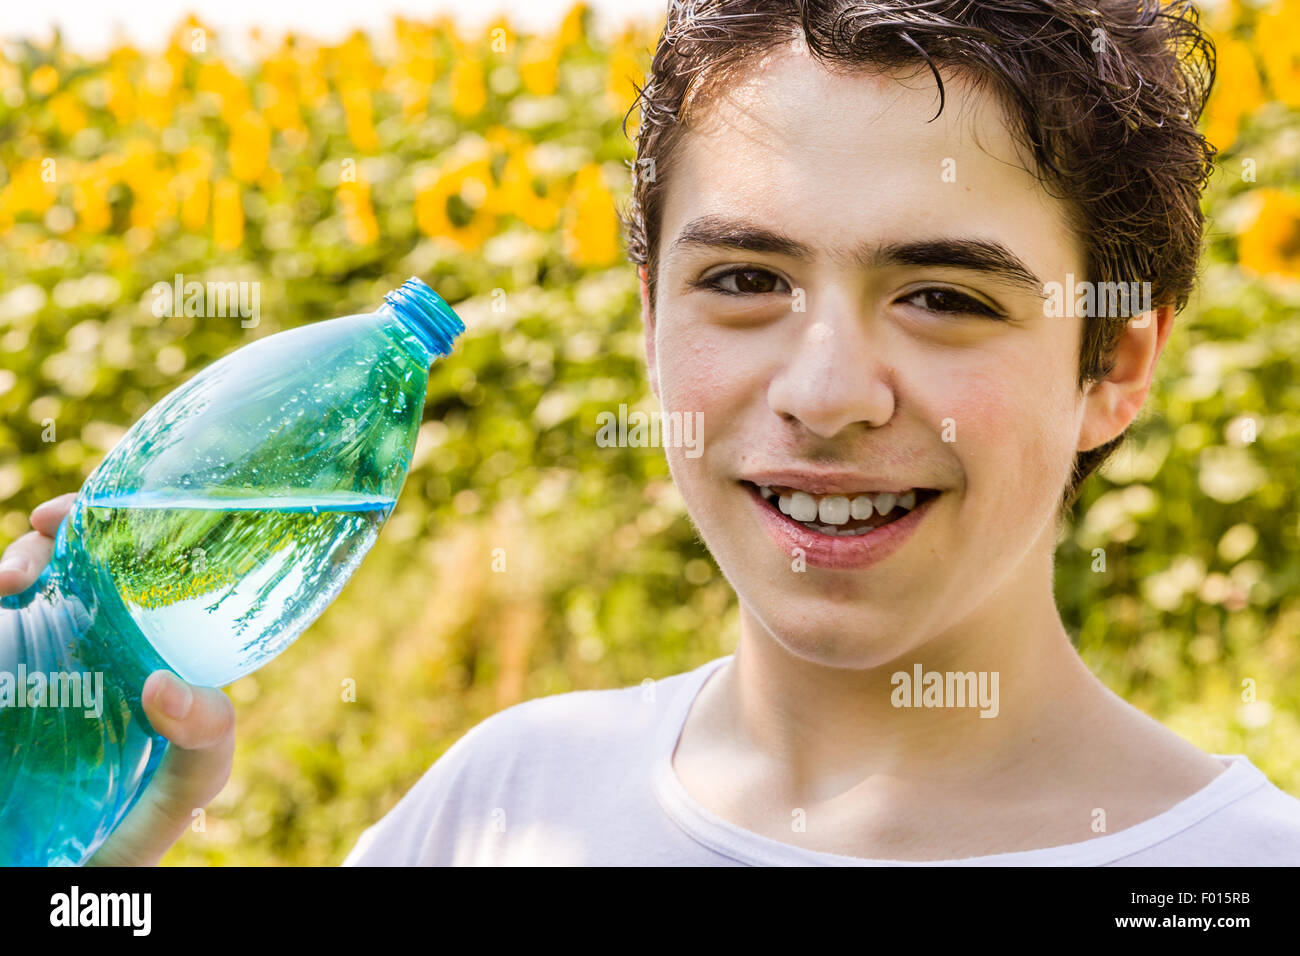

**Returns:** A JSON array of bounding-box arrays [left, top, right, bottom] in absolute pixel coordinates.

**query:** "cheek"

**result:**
[[653, 320, 732, 497], [654, 315, 758, 424], [927, 342, 1080, 505], [654, 316, 782, 534]]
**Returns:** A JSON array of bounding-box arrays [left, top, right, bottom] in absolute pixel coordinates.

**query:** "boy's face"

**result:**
[[643, 44, 1132, 668]]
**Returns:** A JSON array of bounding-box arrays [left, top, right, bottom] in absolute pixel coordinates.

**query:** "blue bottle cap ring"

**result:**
[[384, 277, 466, 357]]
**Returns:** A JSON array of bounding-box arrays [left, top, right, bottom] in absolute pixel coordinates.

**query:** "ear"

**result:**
[[639, 264, 660, 400], [1077, 304, 1175, 453]]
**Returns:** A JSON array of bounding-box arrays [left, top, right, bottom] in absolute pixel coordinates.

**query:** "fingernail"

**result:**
[[0, 556, 28, 575], [158, 674, 193, 720]]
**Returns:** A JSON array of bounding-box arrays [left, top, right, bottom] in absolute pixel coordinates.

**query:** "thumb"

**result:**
[[86, 671, 236, 866]]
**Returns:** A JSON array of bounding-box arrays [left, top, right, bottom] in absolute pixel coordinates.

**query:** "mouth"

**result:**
[[738, 479, 940, 570], [741, 481, 941, 536]]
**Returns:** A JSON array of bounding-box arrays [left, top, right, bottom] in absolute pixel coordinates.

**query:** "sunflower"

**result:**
[[212, 178, 245, 251], [561, 163, 620, 267], [1257, 0, 1300, 107], [1238, 189, 1300, 278], [415, 144, 498, 251], [1202, 37, 1263, 151]]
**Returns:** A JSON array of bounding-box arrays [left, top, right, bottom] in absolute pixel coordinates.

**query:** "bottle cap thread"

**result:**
[[383, 278, 466, 358]]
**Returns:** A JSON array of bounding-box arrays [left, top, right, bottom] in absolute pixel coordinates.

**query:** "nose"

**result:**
[[765, 294, 895, 438]]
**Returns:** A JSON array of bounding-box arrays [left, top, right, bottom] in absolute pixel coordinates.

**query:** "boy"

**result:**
[[4, 0, 1299, 864]]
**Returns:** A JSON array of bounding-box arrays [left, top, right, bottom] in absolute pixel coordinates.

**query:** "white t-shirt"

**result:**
[[341, 655, 1300, 865]]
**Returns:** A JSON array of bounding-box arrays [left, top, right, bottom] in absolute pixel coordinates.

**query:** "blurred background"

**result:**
[[0, 0, 1296, 864]]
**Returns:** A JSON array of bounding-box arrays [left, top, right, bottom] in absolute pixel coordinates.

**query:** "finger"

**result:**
[[141, 670, 237, 752], [0, 531, 55, 596], [29, 493, 77, 537], [136, 675, 236, 836], [86, 673, 237, 867], [84, 734, 237, 867]]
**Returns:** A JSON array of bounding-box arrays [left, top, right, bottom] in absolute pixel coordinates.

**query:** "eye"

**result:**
[[697, 267, 791, 296], [901, 287, 1004, 318]]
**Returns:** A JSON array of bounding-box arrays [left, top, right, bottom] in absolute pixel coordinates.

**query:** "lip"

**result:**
[[743, 481, 937, 570], [739, 471, 936, 496]]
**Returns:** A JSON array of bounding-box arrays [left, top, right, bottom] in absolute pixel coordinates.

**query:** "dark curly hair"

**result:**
[[618, 0, 1218, 510]]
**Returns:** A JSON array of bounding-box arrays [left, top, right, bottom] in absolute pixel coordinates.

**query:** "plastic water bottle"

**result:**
[[0, 277, 465, 866]]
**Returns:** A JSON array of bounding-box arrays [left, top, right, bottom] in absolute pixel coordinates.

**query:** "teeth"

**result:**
[[830, 524, 872, 536], [758, 482, 930, 529], [788, 491, 818, 522], [817, 495, 850, 525]]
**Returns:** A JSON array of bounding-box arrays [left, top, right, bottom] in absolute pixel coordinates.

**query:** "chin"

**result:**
[[739, 590, 929, 672]]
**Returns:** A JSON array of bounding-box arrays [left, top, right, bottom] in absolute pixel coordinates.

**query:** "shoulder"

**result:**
[[466, 662, 708, 761], [341, 660, 723, 865], [1115, 757, 1300, 866], [1201, 773, 1300, 862]]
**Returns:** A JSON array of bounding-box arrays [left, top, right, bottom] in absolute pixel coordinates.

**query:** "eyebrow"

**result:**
[[669, 215, 1046, 297]]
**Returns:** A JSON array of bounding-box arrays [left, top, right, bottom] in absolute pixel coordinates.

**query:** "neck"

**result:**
[[721, 533, 1105, 800]]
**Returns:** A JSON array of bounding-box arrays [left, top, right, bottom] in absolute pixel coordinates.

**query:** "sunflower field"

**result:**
[[0, 0, 1297, 864]]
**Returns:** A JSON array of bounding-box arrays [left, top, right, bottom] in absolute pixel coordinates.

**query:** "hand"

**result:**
[[0, 493, 237, 866]]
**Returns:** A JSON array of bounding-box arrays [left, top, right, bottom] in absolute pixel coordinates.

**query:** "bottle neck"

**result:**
[[381, 278, 465, 363]]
